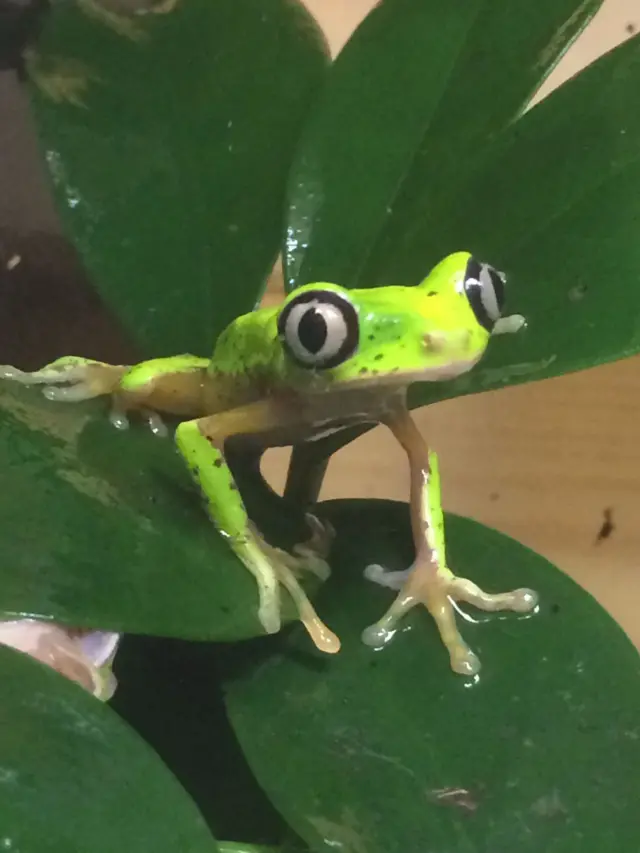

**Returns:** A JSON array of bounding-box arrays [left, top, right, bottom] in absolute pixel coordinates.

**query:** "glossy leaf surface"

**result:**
[[0, 642, 219, 852], [285, 0, 601, 292], [27, 0, 328, 357], [0, 382, 307, 639], [225, 500, 640, 853]]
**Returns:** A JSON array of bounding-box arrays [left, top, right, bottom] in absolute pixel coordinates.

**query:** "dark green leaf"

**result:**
[[111, 634, 294, 844], [0, 642, 219, 852], [28, 0, 328, 357], [0, 382, 310, 639], [409, 33, 640, 407], [284, 0, 601, 292], [224, 500, 640, 853], [0, 0, 325, 640]]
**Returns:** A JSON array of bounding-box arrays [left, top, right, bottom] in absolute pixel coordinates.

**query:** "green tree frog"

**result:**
[[0, 251, 536, 676]]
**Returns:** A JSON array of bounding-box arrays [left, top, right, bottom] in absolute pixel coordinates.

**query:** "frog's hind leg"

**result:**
[[176, 403, 340, 654], [363, 409, 537, 676]]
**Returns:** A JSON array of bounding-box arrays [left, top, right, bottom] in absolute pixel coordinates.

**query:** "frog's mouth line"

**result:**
[[338, 355, 483, 389]]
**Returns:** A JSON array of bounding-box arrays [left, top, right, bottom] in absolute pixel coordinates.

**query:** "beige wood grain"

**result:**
[[262, 0, 640, 647]]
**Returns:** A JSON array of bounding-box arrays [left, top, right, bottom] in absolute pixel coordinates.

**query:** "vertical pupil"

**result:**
[[298, 308, 328, 353]]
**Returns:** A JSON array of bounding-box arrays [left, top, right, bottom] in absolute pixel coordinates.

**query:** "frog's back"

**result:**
[[211, 303, 280, 377]]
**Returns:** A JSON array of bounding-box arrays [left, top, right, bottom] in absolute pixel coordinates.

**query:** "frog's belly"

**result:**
[[232, 416, 374, 453]]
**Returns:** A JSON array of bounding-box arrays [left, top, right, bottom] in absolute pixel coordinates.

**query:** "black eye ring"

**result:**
[[463, 257, 506, 332], [277, 289, 359, 370]]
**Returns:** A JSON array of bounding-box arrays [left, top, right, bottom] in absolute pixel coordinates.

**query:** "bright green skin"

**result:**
[[2, 250, 535, 671], [152, 250, 490, 649], [207, 250, 489, 391]]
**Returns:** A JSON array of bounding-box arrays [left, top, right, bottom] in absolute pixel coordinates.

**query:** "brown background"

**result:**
[[0, 0, 639, 647]]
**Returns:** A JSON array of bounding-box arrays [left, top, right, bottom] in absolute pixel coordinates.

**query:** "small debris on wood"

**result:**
[[626, 22, 636, 34], [595, 507, 614, 544]]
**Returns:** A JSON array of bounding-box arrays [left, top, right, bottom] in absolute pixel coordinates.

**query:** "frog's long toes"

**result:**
[[0, 365, 64, 385], [144, 410, 169, 437], [303, 512, 335, 558], [510, 588, 538, 613], [108, 411, 130, 431], [450, 644, 481, 677], [258, 603, 281, 635], [0, 366, 28, 382], [42, 383, 96, 402], [364, 563, 413, 590], [1, 362, 90, 386]]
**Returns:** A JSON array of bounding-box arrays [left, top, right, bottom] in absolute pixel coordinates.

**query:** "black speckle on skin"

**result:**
[[229, 482, 239, 492], [220, 605, 231, 615], [427, 290, 437, 296], [626, 21, 636, 34], [374, 353, 384, 361], [214, 458, 223, 468], [359, 367, 369, 375], [368, 334, 375, 341], [551, 603, 560, 615]]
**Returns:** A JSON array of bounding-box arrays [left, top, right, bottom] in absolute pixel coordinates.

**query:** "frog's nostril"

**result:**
[[424, 332, 447, 352]]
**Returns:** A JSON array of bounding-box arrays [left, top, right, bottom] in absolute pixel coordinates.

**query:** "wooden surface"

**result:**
[[262, 0, 640, 647]]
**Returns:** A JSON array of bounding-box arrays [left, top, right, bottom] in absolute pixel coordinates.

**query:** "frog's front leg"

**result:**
[[0, 354, 209, 434], [175, 403, 340, 654], [0, 356, 127, 400], [363, 407, 537, 676]]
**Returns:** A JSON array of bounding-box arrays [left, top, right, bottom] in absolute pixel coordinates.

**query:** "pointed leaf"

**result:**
[[0, 642, 219, 852], [28, 0, 328, 356], [408, 33, 640, 406], [224, 500, 640, 853], [284, 0, 601, 291]]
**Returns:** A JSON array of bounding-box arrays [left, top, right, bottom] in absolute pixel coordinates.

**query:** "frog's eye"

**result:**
[[277, 289, 359, 370], [463, 257, 506, 331]]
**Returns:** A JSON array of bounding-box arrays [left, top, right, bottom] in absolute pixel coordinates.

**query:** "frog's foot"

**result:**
[[363, 561, 537, 675], [0, 356, 126, 401], [0, 357, 170, 437], [290, 513, 335, 581], [108, 407, 169, 437], [246, 519, 339, 654], [363, 563, 412, 590]]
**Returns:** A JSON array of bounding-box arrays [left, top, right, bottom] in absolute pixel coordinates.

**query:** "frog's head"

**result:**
[[276, 251, 507, 389]]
